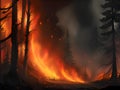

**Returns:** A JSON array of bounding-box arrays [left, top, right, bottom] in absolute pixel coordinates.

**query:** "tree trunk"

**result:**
[[23, 0, 31, 70], [111, 0, 117, 79], [19, 0, 26, 60], [9, 0, 18, 77]]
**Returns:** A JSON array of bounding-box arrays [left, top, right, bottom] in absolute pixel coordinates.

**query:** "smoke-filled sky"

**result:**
[[56, 0, 105, 80], [31, 0, 120, 81]]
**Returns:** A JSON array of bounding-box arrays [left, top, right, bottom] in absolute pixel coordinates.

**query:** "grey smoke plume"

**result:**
[[56, 0, 111, 81]]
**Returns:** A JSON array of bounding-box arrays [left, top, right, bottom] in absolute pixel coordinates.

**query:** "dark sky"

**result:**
[[32, 0, 73, 13]]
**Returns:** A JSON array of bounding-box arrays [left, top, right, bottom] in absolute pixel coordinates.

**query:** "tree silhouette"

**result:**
[[100, 0, 120, 79], [19, 0, 26, 62], [0, 0, 19, 44], [23, 0, 31, 71], [6, 0, 19, 85]]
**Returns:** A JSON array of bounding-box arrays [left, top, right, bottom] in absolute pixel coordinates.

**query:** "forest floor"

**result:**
[[0, 63, 120, 90], [1, 80, 120, 90]]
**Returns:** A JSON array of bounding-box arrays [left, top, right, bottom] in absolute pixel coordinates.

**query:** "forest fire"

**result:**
[[30, 34, 84, 83], [1, 1, 120, 89], [0, 0, 86, 84]]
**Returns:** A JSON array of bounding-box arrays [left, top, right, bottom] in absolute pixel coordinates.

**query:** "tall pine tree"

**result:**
[[100, 0, 120, 79]]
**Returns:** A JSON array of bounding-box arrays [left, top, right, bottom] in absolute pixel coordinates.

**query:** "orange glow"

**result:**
[[29, 34, 84, 83], [1, 0, 85, 83], [1, 0, 114, 84], [95, 73, 111, 81]]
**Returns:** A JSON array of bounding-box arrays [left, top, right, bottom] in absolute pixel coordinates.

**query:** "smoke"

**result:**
[[56, 0, 110, 81]]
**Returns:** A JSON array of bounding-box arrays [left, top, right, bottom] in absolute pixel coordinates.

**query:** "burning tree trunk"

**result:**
[[8, 0, 18, 81], [23, 0, 31, 70], [100, 0, 120, 79]]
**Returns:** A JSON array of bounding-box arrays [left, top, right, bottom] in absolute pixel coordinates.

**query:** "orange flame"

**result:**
[[1, 0, 113, 84], [1, 0, 85, 83], [29, 33, 84, 83]]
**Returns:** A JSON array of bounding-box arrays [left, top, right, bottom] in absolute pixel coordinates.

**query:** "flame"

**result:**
[[1, 0, 85, 83], [1, 0, 115, 84], [29, 34, 84, 83]]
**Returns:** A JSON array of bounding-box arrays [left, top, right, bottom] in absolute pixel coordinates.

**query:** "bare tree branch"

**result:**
[[0, 0, 19, 13], [0, 34, 11, 44], [0, 15, 8, 21]]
